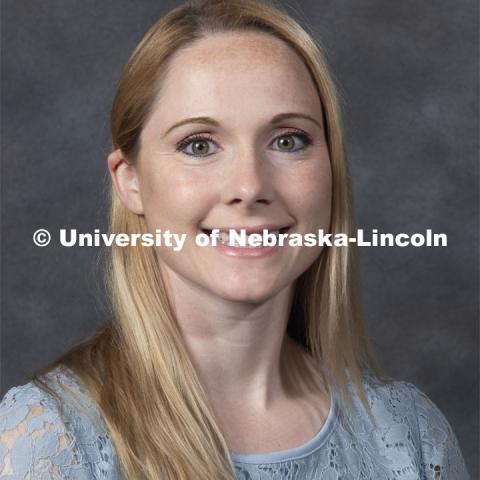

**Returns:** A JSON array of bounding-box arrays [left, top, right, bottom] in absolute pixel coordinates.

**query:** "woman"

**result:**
[[0, 0, 470, 478]]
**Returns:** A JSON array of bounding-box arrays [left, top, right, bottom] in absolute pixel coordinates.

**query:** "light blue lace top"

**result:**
[[0, 365, 470, 479]]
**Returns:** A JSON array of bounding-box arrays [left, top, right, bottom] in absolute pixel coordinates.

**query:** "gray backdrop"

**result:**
[[1, 0, 478, 476]]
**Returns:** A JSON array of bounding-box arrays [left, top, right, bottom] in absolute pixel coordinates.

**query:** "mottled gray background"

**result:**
[[1, 0, 478, 476]]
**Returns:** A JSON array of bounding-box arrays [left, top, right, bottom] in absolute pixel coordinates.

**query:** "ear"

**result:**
[[107, 149, 144, 215]]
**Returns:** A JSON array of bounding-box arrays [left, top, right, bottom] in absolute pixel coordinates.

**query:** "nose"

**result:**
[[222, 148, 274, 208]]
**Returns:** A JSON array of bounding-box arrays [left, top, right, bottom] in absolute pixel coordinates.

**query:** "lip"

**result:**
[[199, 224, 292, 258], [215, 241, 281, 257], [201, 224, 291, 234]]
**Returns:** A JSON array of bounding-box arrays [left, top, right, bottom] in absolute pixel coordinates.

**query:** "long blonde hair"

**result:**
[[32, 0, 390, 478]]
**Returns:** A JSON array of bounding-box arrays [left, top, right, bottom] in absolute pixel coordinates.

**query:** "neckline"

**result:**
[[229, 386, 338, 465]]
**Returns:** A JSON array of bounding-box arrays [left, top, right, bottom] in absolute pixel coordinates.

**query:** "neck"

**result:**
[[164, 271, 296, 412]]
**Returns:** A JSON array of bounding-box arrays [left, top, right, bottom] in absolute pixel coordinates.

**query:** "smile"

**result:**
[[201, 226, 292, 250]]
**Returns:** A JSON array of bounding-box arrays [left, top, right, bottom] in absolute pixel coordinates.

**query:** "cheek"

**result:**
[[139, 166, 214, 228], [284, 158, 332, 224]]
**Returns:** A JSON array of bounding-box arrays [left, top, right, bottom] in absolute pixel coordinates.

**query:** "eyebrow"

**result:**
[[164, 112, 322, 136]]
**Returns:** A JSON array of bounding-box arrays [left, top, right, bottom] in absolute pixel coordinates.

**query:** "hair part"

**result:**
[[32, 1, 390, 478]]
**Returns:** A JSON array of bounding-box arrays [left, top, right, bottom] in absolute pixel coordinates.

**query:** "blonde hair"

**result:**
[[32, 0, 390, 478]]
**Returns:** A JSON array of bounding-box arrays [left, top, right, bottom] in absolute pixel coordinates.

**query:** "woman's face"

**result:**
[[122, 31, 332, 303]]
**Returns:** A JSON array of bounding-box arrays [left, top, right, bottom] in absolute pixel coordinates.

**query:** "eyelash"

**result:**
[[175, 129, 313, 157]]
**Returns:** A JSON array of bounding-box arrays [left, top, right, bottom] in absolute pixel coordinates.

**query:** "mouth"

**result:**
[[200, 225, 292, 247]]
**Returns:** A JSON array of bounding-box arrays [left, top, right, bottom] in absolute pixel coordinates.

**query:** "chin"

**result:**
[[212, 281, 282, 305]]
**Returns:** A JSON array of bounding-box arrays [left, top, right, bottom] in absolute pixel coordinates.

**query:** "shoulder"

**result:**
[[0, 365, 121, 479], [399, 381, 470, 476], [346, 375, 470, 479], [364, 377, 461, 439]]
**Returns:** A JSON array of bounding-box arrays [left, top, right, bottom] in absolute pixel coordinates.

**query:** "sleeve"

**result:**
[[405, 382, 471, 480], [0, 382, 95, 479]]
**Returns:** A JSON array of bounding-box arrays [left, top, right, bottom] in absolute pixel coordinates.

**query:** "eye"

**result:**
[[176, 134, 219, 157], [271, 131, 312, 153]]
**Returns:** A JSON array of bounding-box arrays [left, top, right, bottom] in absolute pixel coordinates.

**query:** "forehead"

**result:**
[[149, 31, 322, 124]]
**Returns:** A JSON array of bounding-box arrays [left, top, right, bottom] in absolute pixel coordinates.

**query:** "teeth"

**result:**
[[217, 229, 282, 247]]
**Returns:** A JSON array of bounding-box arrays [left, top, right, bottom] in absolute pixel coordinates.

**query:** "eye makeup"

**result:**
[[175, 128, 313, 158]]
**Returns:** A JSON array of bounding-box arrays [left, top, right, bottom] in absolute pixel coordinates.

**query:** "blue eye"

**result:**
[[176, 134, 218, 157], [272, 132, 312, 153]]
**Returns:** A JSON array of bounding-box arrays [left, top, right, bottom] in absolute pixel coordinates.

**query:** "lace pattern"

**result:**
[[0, 366, 470, 479], [0, 367, 121, 479]]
